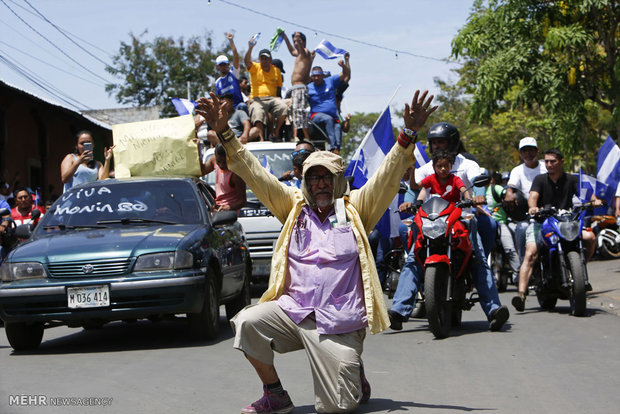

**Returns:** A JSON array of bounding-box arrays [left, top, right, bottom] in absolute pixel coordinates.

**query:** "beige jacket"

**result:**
[[220, 136, 415, 334]]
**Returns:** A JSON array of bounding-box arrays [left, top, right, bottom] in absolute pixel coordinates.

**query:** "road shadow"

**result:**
[[7, 315, 235, 356], [293, 398, 496, 413], [383, 319, 511, 338]]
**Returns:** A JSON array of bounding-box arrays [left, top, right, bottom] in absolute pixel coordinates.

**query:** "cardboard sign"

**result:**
[[112, 115, 201, 178]]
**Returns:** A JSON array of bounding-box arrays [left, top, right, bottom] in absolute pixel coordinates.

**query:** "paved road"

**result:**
[[0, 259, 618, 414]]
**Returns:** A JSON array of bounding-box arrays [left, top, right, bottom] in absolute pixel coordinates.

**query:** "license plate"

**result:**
[[67, 285, 110, 309]]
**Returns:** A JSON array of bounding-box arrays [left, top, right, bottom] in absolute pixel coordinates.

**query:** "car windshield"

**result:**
[[204, 148, 294, 202], [36, 180, 202, 234]]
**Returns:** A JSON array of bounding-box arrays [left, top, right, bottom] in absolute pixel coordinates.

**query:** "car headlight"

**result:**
[[134, 251, 194, 271], [421, 217, 448, 240], [557, 221, 580, 241], [1, 262, 46, 282]]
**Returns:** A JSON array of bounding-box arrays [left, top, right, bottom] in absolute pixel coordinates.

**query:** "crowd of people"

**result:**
[[1, 29, 620, 414], [196, 31, 351, 154]]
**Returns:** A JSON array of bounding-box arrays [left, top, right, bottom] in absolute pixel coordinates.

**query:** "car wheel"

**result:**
[[5, 322, 44, 351], [188, 274, 220, 340], [225, 265, 251, 321]]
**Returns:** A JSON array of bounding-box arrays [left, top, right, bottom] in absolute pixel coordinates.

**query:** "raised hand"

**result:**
[[225, 32, 234, 41], [104, 146, 115, 161], [404, 90, 438, 132], [196, 93, 228, 134]]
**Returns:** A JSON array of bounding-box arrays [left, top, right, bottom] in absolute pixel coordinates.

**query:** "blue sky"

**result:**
[[0, 0, 474, 117]]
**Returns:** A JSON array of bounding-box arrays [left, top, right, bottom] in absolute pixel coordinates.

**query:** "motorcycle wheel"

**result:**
[[424, 263, 451, 339], [492, 251, 508, 292], [599, 231, 620, 259], [567, 251, 587, 317], [536, 293, 557, 311]]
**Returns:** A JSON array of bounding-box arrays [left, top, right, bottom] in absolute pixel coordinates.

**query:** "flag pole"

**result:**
[[349, 84, 401, 174]]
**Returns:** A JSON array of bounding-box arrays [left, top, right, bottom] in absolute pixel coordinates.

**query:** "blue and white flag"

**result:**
[[596, 136, 620, 205], [414, 142, 430, 168], [170, 98, 196, 116], [344, 107, 400, 238], [578, 168, 608, 203], [314, 39, 348, 60], [261, 155, 274, 175]]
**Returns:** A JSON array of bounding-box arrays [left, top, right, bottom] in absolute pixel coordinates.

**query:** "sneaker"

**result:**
[[388, 310, 404, 331], [360, 362, 371, 404], [511, 294, 526, 312], [241, 386, 294, 414], [489, 305, 510, 331]]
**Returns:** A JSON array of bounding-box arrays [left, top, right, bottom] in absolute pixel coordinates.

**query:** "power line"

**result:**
[[217, 0, 450, 63], [0, 53, 91, 110], [22, 0, 112, 67], [0, 41, 105, 87], [6, 0, 113, 59], [0, 0, 112, 84]]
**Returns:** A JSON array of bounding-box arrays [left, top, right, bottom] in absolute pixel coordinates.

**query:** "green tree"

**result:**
[[105, 32, 220, 116], [451, 0, 619, 169]]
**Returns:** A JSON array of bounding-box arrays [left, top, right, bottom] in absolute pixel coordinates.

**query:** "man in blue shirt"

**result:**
[[214, 32, 247, 113], [308, 53, 350, 154]]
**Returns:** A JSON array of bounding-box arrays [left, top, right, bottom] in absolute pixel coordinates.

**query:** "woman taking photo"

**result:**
[[61, 130, 114, 193]]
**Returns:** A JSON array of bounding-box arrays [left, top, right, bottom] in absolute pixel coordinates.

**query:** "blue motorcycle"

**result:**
[[531, 203, 595, 317]]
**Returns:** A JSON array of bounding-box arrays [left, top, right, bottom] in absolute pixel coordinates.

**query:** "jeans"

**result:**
[[390, 216, 501, 319], [312, 113, 341, 150], [514, 220, 529, 261], [476, 213, 497, 259], [369, 229, 391, 285]]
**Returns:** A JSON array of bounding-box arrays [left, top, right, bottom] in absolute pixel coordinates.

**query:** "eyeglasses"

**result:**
[[291, 149, 313, 157], [307, 174, 334, 185]]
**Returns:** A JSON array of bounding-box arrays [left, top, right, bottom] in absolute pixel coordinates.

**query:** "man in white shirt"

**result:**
[[504, 137, 547, 262]]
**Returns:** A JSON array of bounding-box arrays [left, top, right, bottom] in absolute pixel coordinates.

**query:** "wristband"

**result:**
[[397, 131, 416, 148], [403, 128, 418, 139], [217, 128, 236, 142]]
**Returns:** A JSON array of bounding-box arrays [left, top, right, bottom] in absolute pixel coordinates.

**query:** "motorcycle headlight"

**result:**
[[1, 262, 46, 282], [421, 217, 448, 240], [557, 221, 580, 241], [134, 251, 193, 271]]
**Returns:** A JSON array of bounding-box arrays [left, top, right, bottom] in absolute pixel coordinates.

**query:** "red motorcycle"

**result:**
[[411, 176, 489, 338]]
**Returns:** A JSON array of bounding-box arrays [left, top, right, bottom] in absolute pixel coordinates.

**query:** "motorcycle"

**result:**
[[490, 232, 512, 292], [531, 203, 597, 316], [589, 214, 620, 260], [410, 175, 491, 338], [0, 207, 40, 262]]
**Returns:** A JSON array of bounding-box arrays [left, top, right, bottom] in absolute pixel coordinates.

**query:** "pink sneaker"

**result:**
[[241, 386, 294, 414]]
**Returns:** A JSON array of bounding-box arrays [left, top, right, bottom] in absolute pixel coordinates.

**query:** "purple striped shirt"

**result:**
[[277, 206, 367, 334]]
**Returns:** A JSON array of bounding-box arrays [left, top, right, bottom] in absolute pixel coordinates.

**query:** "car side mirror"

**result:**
[[473, 175, 491, 187], [212, 210, 238, 226], [31, 209, 41, 221]]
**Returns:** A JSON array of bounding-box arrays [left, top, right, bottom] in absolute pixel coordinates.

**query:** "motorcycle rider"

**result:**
[[512, 148, 602, 312], [388, 122, 509, 332], [503, 137, 547, 264]]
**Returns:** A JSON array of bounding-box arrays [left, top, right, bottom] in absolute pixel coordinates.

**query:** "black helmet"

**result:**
[[427, 122, 461, 154]]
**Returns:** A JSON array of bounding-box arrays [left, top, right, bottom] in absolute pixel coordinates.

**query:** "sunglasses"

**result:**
[[291, 149, 313, 157]]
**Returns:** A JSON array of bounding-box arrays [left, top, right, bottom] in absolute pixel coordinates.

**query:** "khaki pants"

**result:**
[[231, 301, 366, 413]]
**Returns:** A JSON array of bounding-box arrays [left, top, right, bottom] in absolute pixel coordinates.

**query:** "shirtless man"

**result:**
[[283, 31, 315, 141]]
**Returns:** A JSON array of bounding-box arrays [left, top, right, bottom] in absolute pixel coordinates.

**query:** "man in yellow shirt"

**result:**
[[244, 39, 288, 142]]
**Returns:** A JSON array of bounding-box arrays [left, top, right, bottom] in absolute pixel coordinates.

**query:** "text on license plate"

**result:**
[[67, 285, 110, 309]]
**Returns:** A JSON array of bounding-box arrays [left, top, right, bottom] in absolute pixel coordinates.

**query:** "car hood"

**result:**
[[8, 224, 200, 263]]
